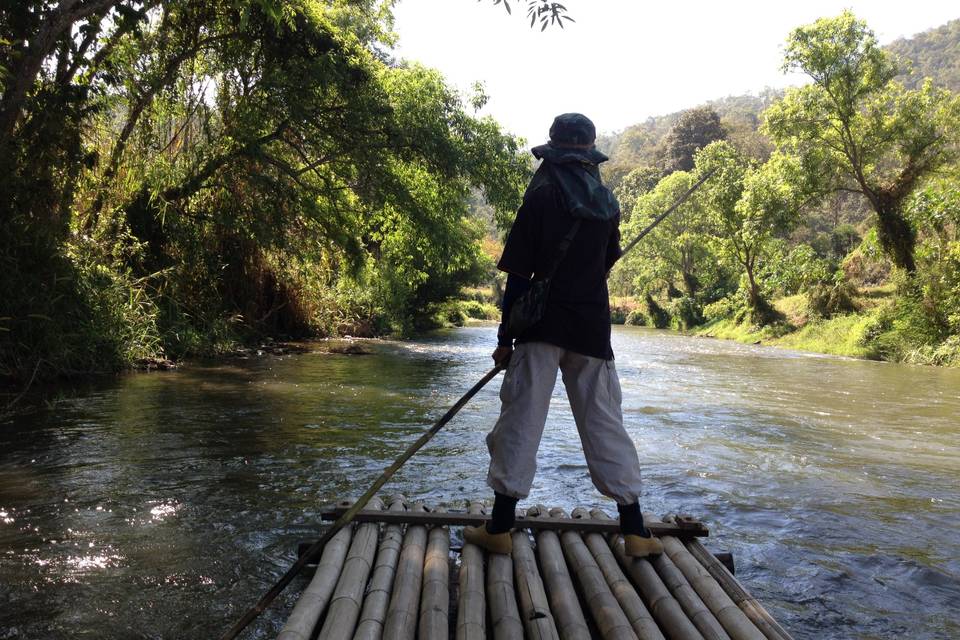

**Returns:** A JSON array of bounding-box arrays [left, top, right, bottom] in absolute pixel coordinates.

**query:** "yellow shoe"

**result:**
[[463, 525, 513, 555], [624, 533, 664, 558]]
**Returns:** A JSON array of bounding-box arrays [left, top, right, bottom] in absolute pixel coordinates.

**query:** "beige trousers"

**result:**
[[486, 341, 643, 505]]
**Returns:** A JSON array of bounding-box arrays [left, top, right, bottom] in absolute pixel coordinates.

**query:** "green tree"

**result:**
[[613, 165, 662, 222], [763, 10, 960, 273], [660, 106, 726, 172], [0, 1, 530, 380], [695, 141, 804, 322], [621, 171, 715, 299]]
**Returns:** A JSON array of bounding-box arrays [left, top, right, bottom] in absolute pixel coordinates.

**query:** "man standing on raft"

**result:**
[[464, 113, 663, 558]]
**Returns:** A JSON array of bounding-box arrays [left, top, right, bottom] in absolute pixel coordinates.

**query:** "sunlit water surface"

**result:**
[[1, 326, 958, 639]]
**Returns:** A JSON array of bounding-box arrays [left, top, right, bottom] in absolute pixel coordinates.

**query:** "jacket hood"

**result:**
[[529, 144, 619, 221]]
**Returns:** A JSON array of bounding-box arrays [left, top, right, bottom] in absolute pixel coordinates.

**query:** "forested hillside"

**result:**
[[600, 18, 960, 187], [602, 14, 960, 366], [889, 19, 960, 91]]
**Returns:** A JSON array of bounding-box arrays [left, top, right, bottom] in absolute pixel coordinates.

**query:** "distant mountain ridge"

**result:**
[[599, 17, 960, 185]]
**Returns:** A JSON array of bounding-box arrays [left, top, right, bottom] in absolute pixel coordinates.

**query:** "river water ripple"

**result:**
[[1, 326, 958, 639]]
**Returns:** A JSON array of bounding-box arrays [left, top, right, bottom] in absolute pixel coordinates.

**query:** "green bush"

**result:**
[[762, 243, 833, 296], [703, 296, 739, 321], [460, 300, 499, 320], [610, 306, 628, 325], [806, 280, 860, 318], [625, 309, 647, 326], [0, 238, 165, 382], [668, 296, 703, 330], [644, 294, 671, 329]]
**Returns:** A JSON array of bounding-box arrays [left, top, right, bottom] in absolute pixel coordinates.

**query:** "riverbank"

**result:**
[[689, 287, 960, 366]]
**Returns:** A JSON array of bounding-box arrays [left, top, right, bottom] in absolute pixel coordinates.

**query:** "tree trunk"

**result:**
[[681, 270, 699, 297], [745, 265, 760, 311], [875, 199, 917, 273]]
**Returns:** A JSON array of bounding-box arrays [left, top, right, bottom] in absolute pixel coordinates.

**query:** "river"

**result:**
[[1, 325, 958, 639]]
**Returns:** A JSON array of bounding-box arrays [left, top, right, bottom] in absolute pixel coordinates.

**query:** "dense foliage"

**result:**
[[0, 0, 530, 383], [3, 6, 958, 383], [607, 13, 960, 365]]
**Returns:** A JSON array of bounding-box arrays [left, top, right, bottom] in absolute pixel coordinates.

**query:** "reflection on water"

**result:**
[[1, 326, 958, 639]]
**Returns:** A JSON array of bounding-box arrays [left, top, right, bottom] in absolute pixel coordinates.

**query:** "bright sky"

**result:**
[[392, 1, 959, 146]]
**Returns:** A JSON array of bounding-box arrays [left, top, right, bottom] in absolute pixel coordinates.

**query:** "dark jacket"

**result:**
[[497, 146, 621, 359]]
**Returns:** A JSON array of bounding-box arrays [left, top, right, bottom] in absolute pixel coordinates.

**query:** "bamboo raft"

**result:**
[[277, 496, 792, 640]]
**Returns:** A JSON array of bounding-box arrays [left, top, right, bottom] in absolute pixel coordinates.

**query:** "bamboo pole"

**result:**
[[530, 505, 590, 640], [419, 511, 450, 640], [352, 495, 407, 640], [316, 497, 385, 640], [595, 509, 705, 640], [627, 512, 728, 640], [276, 523, 353, 640], [553, 507, 637, 640], [684, 540, 793, 640], [660, 536, 766, 640], [583, 508, 665, 640], [649, 543, 731, 640], [512, 526, 560, 640], [382, 502, 428, 640], [318, 508, 708, 538], [456, 501, 486, 640], [487, 526, 524, 640]]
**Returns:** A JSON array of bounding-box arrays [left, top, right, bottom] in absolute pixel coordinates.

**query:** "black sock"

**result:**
[[486, 492, 519, 534], [618, 502, 649, 537]]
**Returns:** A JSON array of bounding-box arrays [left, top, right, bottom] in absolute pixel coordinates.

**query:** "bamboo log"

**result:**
[[582, 508, 665, 640], [512, 526, 560, 640], [530, 505, 590, 640], [382, 502, 428, 640], [317, 497, 385, 640], [276, 523, 353, 640], [319, 508, 708, 538], [553, 507, 636, 640], [456, 501, 486, 640], [353, 496, 407, 640], [649, 543, 730, 640], [684, 540, 793, 640], [660, 536, 766, 640], [628, 512, 728, 640], [419, 514, 450, 640], [487, 530, 524, 640], [596, 510, 704, 640]]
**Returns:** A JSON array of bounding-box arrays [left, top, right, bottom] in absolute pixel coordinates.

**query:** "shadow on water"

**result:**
[[1, 325, 958, 639]]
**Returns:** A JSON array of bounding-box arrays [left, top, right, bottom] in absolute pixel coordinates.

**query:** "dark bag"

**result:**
[[505, 217, 581, 338]]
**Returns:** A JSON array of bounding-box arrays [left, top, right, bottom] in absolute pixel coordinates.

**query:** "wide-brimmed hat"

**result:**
[[549, 113, 596, 147]]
